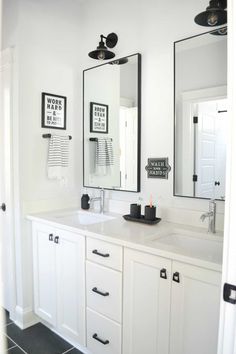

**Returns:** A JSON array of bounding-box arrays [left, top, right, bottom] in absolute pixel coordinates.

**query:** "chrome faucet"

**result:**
[[200, 199, 216, 233], [90, 189, 105, 213]]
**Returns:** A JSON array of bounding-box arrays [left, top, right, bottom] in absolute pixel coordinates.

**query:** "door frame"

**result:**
[[217, 0, 236, 352], [0, 47, 18, 320]]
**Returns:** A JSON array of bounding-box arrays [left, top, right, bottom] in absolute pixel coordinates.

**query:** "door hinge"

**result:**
[[193, 116, 198, 124], [193, 174, 198, 182], [223, 283, 236, 304], [125, 121, 127, 127]]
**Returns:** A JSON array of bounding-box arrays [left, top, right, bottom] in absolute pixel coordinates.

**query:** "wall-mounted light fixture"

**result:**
[[194, 0, 227, 27], [88, 33, 118, 60]]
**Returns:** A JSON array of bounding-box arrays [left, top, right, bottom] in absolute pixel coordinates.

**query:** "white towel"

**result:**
[[95, 138, 114, 176], [48, 135, 70, 181]]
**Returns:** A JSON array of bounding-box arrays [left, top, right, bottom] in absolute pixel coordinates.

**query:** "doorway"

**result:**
[[0, 48, 16, 317], [193, 98, 227, 200]]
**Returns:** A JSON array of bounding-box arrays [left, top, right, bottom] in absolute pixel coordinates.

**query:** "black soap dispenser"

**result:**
[[81, 194, 90, 210]]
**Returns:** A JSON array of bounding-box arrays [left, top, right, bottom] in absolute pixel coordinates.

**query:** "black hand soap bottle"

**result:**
[[81, 194, 90, 210]]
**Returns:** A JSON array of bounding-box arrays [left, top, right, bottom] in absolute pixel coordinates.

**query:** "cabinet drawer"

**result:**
[[87, 238, 123, 271], [87, 308, 121, 354], [86, 261, 122, 323]]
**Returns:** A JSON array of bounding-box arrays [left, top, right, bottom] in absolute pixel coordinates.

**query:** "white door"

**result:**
[[32, 223, 57, 326], [195, 99, 227, 199], [0, 49, 15, 312], [56, 230, 86, 345], [123, 248, 171, 354], [195, 101, 217, 198], [170, 261, 221, 354], [119, 106, 138, 190], [214, 101, 227, 200]]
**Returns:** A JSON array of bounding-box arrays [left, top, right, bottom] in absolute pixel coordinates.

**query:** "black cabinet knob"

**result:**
[[215, 181, 220, 186], [0, 203, 6, 212], [49, 234, 54, 241], [160, 268, 167, 279], [54, 236, 59, 244], [173, 272, 180, 283]]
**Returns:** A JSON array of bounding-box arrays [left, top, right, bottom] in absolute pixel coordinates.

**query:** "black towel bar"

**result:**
[[42, 134, 72, 140], [89, 137, 112, 142]]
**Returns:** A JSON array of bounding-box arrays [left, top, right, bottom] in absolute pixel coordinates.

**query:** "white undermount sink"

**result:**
[[54, 210, 115, 226], [149, 228, 223, 263]]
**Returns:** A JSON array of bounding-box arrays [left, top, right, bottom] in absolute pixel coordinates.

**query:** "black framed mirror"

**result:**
[[174, 28, 227, 201], [83, 53, 141, 192]]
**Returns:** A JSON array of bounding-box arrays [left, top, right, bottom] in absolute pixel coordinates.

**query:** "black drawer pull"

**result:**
[[92, 249, 110, 258], [92, 333, 109, 345], [92, 287, 109, 297], [173, 272, 180, 283], [49, 234, 54, 241], [54, 236, 59, 244], [160, 268, 167, 279]]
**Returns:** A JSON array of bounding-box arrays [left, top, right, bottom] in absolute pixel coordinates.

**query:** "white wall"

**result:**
[[2, 0, 226, 328], [175, 37, 227, 197], [84, 65, 120, 188], [2, 0, 84, 327], [79, 0, 225, 227], [120, 61, 137, 106]]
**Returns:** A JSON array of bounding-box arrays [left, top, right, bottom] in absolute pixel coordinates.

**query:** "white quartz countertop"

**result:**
[[27, 209, 223, 272]]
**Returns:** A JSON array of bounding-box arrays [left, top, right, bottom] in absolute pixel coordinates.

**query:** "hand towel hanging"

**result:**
[[95, 138, 114, 175], [48, 135, 70, 180]]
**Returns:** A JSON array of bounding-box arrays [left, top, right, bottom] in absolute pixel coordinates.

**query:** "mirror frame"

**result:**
[[173, 28, 227, 201], [83, 53, 142, 192]]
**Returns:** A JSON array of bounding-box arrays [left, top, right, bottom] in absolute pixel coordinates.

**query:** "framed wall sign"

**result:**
[[41, 92, 67, 130], [90, 102, 108, 133], [145, 158, 171, 179]]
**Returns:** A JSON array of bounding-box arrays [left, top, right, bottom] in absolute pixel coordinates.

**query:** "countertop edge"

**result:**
[[27, 214, 222, 273]]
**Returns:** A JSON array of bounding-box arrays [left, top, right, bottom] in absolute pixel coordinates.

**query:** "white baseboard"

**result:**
[[14, 306, 39, 329]]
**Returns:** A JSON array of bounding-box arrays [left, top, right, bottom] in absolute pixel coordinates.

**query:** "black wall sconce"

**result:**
[[88, 33, 118, 60], [194, 0, 227, 27]]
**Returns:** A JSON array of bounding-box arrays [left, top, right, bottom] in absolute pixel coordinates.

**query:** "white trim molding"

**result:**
[[0, 47, 18, 320], [15, 306, 39, 330], [217, 1, 236, 353]]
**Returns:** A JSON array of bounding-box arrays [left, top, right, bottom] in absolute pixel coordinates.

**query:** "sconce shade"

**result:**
[[89, 47, 115, 60], [109, 58, 129, 65], [194, 0, 227, 27], [88, 33, 118, 60], [211, 26, 227, 35]]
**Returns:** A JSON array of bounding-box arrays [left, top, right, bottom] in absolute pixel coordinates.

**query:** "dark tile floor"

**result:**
[[3, 311, 84, 354]]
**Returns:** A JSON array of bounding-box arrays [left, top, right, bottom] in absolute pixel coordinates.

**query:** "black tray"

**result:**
[[123, 214, 161, 225]]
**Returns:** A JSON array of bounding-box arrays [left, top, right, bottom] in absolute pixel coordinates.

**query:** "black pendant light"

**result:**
[[88, 33, 118, 60], [194, 0, 227, 27]]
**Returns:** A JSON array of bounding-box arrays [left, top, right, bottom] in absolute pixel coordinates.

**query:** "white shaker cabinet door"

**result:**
[[56, 230, 86, 345], [123, 248, 171, 354], [170, 261, 221, 354], [32, 223, 57, 326]]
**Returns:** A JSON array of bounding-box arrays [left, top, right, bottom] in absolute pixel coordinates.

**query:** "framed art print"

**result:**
[[41, 92, 67, 130], [90, 102, 108, 133]]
